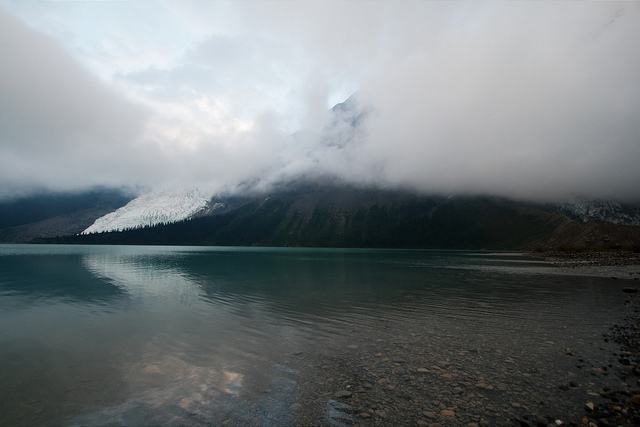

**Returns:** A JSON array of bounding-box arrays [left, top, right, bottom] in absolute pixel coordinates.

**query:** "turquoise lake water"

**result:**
[[0, 244, 629, 425]]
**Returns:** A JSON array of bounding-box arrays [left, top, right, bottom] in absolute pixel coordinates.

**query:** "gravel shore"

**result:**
[[287, 252, 640, 427], [533, 251, 640, 281]]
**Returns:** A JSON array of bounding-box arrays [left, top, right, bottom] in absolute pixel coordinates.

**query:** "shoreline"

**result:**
[[290, 295, 640, 427], [583, 292, 640, 427], [289, 252, 640, 427]]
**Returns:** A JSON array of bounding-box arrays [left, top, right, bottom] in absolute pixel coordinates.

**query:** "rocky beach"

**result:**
[[285, 251, 640, 427], [535, 251, 640, 281]]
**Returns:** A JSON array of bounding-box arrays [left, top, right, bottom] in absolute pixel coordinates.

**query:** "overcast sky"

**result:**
[[1, 1, 639, 201]]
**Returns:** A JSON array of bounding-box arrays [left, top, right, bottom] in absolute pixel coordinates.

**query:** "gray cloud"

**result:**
[[357, 2, 640, 201], [0, 11, 150, 196], [1, 2, 639, 201]]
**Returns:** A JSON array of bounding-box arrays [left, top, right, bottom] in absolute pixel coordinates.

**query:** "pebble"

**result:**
[[289, 260, 640, 427], [334, 390, 352, 398]]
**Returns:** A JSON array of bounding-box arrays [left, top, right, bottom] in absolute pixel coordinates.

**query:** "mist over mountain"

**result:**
[[3, 5, 640, 248], [2, 92, 639, 249], [2, 3, 640, 203]]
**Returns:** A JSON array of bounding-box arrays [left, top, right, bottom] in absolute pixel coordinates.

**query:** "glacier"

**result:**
[[82, 188, 213, 234]]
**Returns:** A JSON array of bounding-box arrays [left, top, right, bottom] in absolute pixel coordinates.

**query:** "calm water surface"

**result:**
[[0, 245, 629, 425]]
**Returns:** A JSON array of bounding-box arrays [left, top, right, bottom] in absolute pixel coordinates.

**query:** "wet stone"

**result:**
[[422, 411, 436, 419], [334, 390, 352, 398]]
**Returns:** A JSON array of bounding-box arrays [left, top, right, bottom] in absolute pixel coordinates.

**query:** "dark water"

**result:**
[[0, 245, 630, 426]]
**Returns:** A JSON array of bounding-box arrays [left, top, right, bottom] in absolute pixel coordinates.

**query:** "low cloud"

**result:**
[[0, 11, 149, 196], [1, 2, 639, 201]]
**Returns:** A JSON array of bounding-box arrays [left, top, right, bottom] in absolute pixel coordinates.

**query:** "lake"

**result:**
[[0, 244, 631, 426]]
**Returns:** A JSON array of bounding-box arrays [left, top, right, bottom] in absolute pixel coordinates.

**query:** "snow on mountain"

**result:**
[[82, 188, 213, 234], [556, 199, 640, 226]]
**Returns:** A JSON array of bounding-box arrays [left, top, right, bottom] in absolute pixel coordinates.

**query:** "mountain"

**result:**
[[82, 188, 213, 234], [36, 182, 640, 251], [0, 188, 133, 243]]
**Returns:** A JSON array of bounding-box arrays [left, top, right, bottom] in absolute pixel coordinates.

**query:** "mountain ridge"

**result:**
[[30, 183, 640, 251]]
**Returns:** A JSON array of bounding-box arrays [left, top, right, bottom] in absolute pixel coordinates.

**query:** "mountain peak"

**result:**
[[320, 92, 373, 149]]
